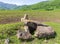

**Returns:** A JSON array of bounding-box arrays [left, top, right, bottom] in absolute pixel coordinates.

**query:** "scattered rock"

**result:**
[[4, 38, 9, 44], [16, 30, 32, 40], [44, 39, 48, 43], [17, 14, 56, 40]]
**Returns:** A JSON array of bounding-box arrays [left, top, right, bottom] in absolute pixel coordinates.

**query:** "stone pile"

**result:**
[[4, 14, 56, 44], [17, 14, 56, 40]]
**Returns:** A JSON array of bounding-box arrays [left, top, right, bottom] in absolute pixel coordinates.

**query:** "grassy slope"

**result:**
[[0, 10, 60, 44], [0, 22, 60, 44], [15, 0, 60, 11]]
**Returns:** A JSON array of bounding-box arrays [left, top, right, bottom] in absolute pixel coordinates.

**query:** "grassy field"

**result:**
[[0, 10, 60, 44], [0, 10, 60, 24], [0, 22, 60, 44]]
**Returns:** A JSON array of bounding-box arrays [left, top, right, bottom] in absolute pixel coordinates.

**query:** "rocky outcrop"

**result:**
[[34, 26, 56, 38], [19, 14, 56, 40]]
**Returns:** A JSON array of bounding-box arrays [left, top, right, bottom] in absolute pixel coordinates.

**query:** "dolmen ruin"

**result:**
[[16, 14, 56, 40]]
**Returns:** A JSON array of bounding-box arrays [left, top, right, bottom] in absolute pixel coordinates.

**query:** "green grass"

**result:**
[[0, 10, 60, 44], [0, 22, 60, 44], [0, 10, 60, 24], [43, 22, 60, 44]]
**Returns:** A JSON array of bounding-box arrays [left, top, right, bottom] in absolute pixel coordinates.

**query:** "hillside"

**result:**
[[0, 0, 60, 44], [16, 0, 60, 11], [0, 22, 59, 44], [0, 10, 59, 44], [1, 0, 60, 10], [0, 2, 18, 10]]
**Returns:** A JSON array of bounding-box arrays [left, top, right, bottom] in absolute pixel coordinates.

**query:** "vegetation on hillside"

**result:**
[[0, 0, 60, 44], [0, 0, 60, 11], [0, 10, 59, 44], [0, 2, 18, 10], [0, 22, 59, 44], [15, 0, 60, 11]]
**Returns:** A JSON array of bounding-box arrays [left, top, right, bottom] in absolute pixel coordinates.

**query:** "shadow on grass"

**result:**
[[20, 38, 34, 42]]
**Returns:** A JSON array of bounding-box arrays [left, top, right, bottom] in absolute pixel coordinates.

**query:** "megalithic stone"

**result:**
[[21, 14, 29, 22], [34, 26, 56, 38], [24, 14, 29, 20]]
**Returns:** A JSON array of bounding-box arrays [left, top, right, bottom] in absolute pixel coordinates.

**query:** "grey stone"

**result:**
[[16, 30, 32, 40], [34, 26, 55, 38]]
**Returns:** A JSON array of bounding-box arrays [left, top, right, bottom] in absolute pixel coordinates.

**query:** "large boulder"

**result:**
[[34, 26, 56, 38]]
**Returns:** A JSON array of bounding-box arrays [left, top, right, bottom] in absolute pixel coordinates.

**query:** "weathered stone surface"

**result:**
[[24, 26, 29, 32], [21, 14, 29, 22], [34, 26, 56, 38], [16, 30, 32, 40]]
